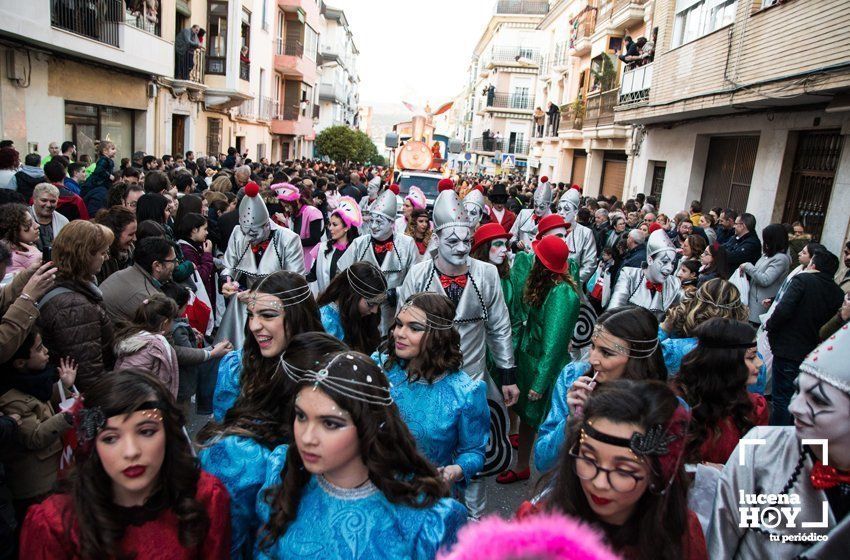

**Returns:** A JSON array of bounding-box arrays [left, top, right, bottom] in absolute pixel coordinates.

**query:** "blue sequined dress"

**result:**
[[319, 303, 345, 341], [213, 350, 243, 422], [199, 435, 273, 558], [533, 361, 590, 473], [254, 445, 467, 559], [374, 353, 490, 480]]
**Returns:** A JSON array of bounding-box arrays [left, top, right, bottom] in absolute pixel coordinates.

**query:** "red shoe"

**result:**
[[496, 467, 530, 484], [509, 433, 520, 449]]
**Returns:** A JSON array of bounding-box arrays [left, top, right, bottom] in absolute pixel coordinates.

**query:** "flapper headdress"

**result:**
[[346, 265, 387, 305], [247, 275, 313, 310], [398, 293, 456, 331], [591, 325, 659, 359], [279, 352, 393, 407]]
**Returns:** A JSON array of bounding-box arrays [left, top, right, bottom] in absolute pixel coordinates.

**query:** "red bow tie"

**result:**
[[810, 461, 850, 490], [645, 280, 664, 293], [251, 240, 270, 254], [439, 274, 468, 289], [373, 240, 394, 254]]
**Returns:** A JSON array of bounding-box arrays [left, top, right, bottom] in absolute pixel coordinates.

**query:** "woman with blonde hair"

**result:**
[[35, 221, 115, 390], [660, 279, 764, 392], [209, 175, 233, 193]]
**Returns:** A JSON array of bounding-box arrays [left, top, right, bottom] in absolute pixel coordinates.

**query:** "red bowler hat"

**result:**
[[532, 235, 570, 274], [438, 178, 455, 192], [535, 214, 571, 240], [472, 222, 512, 252]]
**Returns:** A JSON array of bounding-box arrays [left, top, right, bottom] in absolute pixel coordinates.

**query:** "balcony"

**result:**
[[169, 48, 206, 94], [618, 62, 652, 106], [597, 0, 647, 33], [239, 61, 250, 81], [51, 0, 122, 47], [569, 8, 596, 55], [272, 102, 313, 137], [237, 99, 255, 119], [494, 0, 549, 15], [584, 89, 619, 128], [470, 137, 530, 155], [319, 82, 346, 103], [276, 37, 304, 57], [483, 46, 542, 69], [320, 42, 343, 63], [274, 37, 316, 81], [484, 92, 533, 111], [124, 3, 160, 36], [259, 97, 278, 121]]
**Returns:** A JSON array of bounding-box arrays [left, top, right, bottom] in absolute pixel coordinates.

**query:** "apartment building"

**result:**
[[460, 1, 550, 174], [615, 0, 850, 250], [0, 0, 177, 162], [317, 4, 360, 133], [529, 0, 650, 199]]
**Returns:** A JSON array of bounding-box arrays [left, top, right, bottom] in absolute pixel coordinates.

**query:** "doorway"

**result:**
[[171, 115, 187, 159]]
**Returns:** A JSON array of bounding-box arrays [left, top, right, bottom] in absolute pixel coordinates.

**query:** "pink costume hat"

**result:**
[[331, 196, 363, 228], [405, 186, 427, 210], [271, 182, 300, 202]]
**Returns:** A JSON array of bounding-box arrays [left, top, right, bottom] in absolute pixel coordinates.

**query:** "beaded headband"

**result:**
[[248, 275, 313, 311], [398, 293, 455, 331], [591, 325, 659, 359], [694, 291, 743, 310], [77, 400, 165, 445], [279, 353, 393, 407], [346, 266, 388, 306]]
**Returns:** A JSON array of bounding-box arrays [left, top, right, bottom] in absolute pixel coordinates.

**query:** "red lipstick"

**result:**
[[590, 493, 613, 506], [123, 466, 146, 478]]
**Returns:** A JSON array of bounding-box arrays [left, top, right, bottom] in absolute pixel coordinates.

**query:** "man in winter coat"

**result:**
[[7, 154, 45, 201], [765, 248, 844, 426], [724, 212, 761, 270]]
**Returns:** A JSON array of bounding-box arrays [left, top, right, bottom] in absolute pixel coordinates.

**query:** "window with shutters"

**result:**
[[207, 118, 222, 157]]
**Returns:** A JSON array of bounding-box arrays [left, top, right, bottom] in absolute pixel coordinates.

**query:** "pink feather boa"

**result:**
[[439, 513, 621, 560]]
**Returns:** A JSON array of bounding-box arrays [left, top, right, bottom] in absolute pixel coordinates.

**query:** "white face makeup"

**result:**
[[533, 198, 550, 218], [437, 226, 472, 267], [789, 372, 850, 452], [243, 222, 270, 245], [489, 239, 508, 265], [464, 202, 483, 226], [645, 249, 676, 283], [369, 214, 394, 241], [367, 183, 380, 199], [557, 199, 578, 224]]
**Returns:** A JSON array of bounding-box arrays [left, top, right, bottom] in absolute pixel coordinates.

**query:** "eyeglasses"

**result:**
[[158, 258, 178, 265], [569, 448, 645, 493]]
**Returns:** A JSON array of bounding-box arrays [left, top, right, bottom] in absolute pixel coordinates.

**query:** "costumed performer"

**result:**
[[272, 182, 323, 273], [317, 261, 387, 354], [486, 183, 516, 232], [510, 177, 552, 252], [337, 188, 418, 334], [556, 185, 597, 285], [255, 351, 467, 559], [19, 370, 231, 559], [534, 306, 667, 472], [216, 182, 304, 348], [359, 175, 382, 215], [462, 186, 488, 231], [198, 333, 346, 557], [309, 196, 361, 293], [375, 292, 489, 494], [497, 235, 579, 484], [707, 324, 850, 558], [608, 225, 680, 320], [212, 271, 323, 421], [395, 186, 427, 235], [397, 190, 519, 519]]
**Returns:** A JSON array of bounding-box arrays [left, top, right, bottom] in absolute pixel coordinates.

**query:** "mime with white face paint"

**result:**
[[398, 190, 520, 519], [608, 228, 681, 319], [708, 325, 850, 559], [462, 187, 487, 232], [510, 179, 552, 252], [217, 182, 305, 347], [556, 187, 597, 285], [337, 188, 417, 334]]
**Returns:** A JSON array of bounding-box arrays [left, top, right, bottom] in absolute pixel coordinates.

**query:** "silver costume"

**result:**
[[557, 188, 597, 285], [608, 228, 680, 318], [509, 181, 552, 250]]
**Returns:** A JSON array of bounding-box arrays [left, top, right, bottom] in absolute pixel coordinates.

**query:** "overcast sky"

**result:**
[[329, 0, 493, 108]]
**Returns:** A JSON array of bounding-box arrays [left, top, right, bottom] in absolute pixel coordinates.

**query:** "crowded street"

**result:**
[[1, 0, 850, 559]]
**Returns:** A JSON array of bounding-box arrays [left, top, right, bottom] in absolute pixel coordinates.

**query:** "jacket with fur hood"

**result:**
[[113, 331, 179, 397]]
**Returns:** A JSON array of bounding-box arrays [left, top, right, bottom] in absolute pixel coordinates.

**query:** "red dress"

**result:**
[[697, 393, 769, 465], [19, 471, 231, 559]]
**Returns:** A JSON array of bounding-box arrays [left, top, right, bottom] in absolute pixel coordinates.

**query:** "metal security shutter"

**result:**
[[701, 136, 759, 212], [601, 152, 627, 200], [571, 151, 587, 187]]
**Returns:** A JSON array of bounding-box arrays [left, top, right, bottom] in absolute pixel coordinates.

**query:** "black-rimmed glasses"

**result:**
[[569, 449, 646, 493]]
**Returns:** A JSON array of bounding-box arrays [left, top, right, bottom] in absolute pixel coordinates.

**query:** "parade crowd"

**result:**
[[0, 139, 849, 560]]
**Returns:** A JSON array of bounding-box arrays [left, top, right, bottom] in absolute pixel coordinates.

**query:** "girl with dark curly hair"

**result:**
[[500, 236, 580, 484], [542, 380, 706, 560], [256, 350, 466, 558], [0, 202, 42, 276], [316, 261, 386, 354], [19, 369, 231, 559], [675, 318, 767, 465], [534, 306, 668, 473], [198, 332, 346, 557], [212, 271, 324, 422], [374, 292, 489, 496]]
